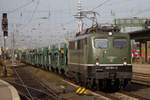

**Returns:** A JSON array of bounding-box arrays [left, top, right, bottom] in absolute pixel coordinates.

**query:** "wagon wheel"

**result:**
[[86, 79, 92, 89], [46, 65, 49, 70], [51, 67, 54, 72], [56, 67, 59, 74], [101, 79, 107, 90], [60, 69, 65, 75], [95, 80, 100, 91]]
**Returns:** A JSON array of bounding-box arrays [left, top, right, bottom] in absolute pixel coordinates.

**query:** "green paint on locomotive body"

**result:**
[[68, 31, 131, 65], [88, 32, 131, 64]]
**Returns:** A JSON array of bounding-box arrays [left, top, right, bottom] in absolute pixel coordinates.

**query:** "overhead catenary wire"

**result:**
[[0, 0, 34, 14], [10, 0, 40, 49], [2, 0, 150, 49], [77, 0, 111, 30], [27, 0, 40, 24], [91, 0, 111, 11], [20, 0, 40, 29]]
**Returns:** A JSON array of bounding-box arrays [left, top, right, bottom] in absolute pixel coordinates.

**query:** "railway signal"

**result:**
[[2, 13, 8, 32], [2, 13, 8, 37]]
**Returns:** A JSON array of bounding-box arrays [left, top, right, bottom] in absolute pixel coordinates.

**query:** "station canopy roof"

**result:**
[[128, 28, 150, 42]]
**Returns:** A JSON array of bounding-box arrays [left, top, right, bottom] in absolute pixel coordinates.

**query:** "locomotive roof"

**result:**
[[68, 24, 126, 42], [69, 31, 129, 42]]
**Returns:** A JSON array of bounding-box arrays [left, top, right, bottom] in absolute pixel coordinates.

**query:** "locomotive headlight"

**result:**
[[96, 62, 99, 66], [123, 57, 127, 65], [123, 62, 127, 65], [108, 32, 112, 36], [96, 57, 99, 66]]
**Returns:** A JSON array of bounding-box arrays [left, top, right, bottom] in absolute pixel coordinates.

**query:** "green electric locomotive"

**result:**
[[67, 26, 132, 90], [18, 25, 132, 91]]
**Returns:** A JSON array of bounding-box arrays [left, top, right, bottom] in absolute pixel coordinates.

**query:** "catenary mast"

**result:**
[[75, 0, 84, 33]]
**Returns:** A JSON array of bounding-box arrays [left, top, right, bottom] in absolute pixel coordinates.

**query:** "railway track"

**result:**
[[61, 71, 150, 100], [46, 67, 150, 100], [119, 90, 150, 100], [97, 91, 141, 100], [8, 64, 150, 100], [132, 72, 150, 86], [62, 79, 142, 100], [6, 65, 63, 100]]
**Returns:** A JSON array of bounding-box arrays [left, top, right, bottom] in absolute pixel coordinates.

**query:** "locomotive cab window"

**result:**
[[113, 39, 127, 48], [94, 39, 108, 48]]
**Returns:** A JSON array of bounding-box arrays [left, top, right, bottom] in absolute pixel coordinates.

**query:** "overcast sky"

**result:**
[[0, 0, 150, 49]]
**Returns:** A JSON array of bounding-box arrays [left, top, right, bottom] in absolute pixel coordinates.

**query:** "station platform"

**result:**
[[0, 79, 20, 100], [133, 64, 150, 74]]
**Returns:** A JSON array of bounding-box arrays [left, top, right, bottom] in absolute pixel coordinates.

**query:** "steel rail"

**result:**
[[62, 76, 139, 100], [119, 90, 150, 100], [133, 72, 150, 77], [132, 72, 150, 86], [11, 65, 62, 100], [39, 79, 62, 100], [17, 91, 31, 100], [5, 80, 52, 96], [13, 68, 34, 100]]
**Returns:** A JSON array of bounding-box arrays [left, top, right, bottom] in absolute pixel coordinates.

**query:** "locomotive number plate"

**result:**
[[105, 67, 118, 70]]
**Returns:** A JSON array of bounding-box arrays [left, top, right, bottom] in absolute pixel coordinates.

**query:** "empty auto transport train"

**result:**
[[18, 25, 132, 91]]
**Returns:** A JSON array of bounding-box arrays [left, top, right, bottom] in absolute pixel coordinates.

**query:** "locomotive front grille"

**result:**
[[95, 65, 132, 72], [96, 66, 119, 72], [95, 65, 132, 79]]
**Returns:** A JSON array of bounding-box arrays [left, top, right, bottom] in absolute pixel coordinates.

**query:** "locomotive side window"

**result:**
[[77, 40, 81, 49], [78, 39, 84, 50], [113, 39, 127, 48], [94, 39, 108, 48]]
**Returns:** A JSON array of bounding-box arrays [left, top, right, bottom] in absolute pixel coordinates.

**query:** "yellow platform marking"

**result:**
[[76, 87, 81, 94], [79, 88, 85, 94], [84, 91, 87, 94]]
